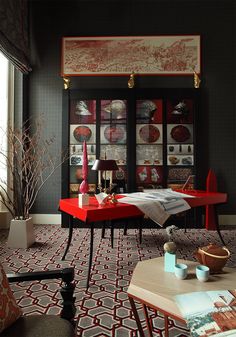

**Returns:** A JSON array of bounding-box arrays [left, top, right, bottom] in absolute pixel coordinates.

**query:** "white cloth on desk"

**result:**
[[118, 190, 191, 226]]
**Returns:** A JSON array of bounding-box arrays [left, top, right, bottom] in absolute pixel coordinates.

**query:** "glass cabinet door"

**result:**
[[135, 99, 164, 191], [69, 99, 97, 197], [100, 99, 127, 193], [166, 98, 195, 189]]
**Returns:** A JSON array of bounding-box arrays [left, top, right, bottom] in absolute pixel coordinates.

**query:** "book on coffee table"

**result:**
[[175, 290, 236, 337]]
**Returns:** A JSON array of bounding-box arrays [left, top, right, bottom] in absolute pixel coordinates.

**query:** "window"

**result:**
[[0, 51, 14, 211], [0, 52, 9, 183]]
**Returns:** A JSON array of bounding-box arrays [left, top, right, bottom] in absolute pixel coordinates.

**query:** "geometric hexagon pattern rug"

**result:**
[[0, 225, 235, 336]]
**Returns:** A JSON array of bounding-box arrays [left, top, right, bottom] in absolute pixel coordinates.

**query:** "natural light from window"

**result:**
[[0, 51, 9, 185]]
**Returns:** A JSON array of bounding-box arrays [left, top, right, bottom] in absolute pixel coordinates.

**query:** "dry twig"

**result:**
[[0, 117, 67, 219]]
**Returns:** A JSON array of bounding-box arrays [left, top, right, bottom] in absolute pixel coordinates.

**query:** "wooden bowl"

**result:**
[[195, 244, 230, 273]]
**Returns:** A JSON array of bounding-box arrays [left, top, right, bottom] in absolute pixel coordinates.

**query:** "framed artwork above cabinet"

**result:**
[[61, 88, 199, 225]]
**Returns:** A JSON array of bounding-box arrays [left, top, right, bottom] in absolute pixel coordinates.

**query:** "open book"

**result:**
[[175, 290, 236, 337]]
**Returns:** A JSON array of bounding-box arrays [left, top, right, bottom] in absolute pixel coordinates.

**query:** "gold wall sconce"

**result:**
[[63, 77, 71, 90], [128, 72, 135, 88], [193, 71, 201, 88]]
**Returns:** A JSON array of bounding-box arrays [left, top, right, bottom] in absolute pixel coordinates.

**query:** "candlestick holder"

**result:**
[[97, 182, 116, 194], [92, 159, 119, 194]]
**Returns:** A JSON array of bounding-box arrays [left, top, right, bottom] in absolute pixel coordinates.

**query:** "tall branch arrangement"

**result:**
[[0, 118, 67, 220]]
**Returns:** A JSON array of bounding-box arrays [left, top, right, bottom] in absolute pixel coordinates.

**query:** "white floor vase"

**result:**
[[7, 217, 35, 248]]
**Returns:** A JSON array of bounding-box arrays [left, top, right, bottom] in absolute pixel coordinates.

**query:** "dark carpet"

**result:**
[[0, 225, 235, 336]]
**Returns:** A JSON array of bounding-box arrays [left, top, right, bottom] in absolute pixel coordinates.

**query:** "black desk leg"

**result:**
[[214, 204, 226, 246], [61, 214, 74, 261], [101, 221, 106, 239], [139, 217, 143, 244], [184, 211, 188, 233], [86, 223, 94, 289], [110, 220, 114, 249], [124, 221, 128, 236]]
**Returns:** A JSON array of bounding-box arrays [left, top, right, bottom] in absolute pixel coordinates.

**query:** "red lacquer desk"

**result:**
[[59, 190, 227, 289]]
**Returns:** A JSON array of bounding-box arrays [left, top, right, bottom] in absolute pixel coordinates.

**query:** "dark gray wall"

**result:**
[[29, 0, 235, 216]]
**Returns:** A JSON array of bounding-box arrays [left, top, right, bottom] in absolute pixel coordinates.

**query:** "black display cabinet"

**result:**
[[61, 88, 199, 227]]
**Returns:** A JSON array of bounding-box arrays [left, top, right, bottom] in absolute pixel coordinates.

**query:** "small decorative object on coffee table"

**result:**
[[194, 243, 230, 274], [164, 241, 177, 272]]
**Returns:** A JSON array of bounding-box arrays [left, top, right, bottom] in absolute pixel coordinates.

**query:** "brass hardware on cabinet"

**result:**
[[128, 72, 135, 88], [193, 71, 201, 88]]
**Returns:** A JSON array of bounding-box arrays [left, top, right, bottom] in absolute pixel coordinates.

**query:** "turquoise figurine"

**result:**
[[164, 241, 177, 273]]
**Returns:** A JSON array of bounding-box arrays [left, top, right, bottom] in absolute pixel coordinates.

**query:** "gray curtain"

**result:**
[[0, 0, 31, 73]]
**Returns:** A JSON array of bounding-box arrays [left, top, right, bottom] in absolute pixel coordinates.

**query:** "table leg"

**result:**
[[61, 214, 73, 261], [184, 210, 188, 233], [142, 304, 153, 337], [86, 223, 94, 289], [128, 296, 145, 337], [101, 222, 106, 238], [139, 217, 143, 244], [164, 315, 169, 337], [124, 221, 128, 236], [205, 169, 218, 231], [214, 204, 226, 245], [110, 220, 114, 248]]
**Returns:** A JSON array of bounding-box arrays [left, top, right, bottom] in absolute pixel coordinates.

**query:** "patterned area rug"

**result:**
[[0, 225, 236, 337]]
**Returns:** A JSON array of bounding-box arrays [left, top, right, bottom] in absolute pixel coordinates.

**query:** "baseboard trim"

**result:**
[[0, 211, 10, 229], [219, 215, 236, 226], [30, 214, 61, 225], [30, 214, 236, 226]]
